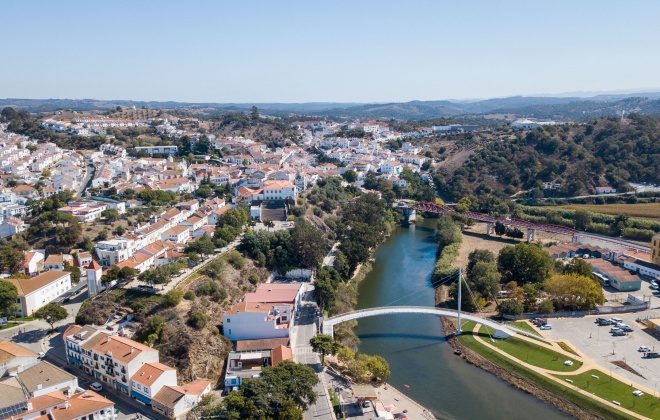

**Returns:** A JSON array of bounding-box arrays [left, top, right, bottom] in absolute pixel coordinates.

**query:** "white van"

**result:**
[[90, 382, 103, 392]]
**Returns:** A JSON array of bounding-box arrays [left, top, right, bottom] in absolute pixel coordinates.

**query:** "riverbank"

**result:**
[[440, 317, 620, 420]]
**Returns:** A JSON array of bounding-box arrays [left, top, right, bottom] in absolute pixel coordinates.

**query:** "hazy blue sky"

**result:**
[[2, 1, 659, 103]]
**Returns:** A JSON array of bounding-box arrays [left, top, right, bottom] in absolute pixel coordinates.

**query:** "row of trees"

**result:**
[[450, 241, 605, 315]]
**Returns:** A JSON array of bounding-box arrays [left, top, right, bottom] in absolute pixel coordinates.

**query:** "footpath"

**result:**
[[466, 322, 653, 420]]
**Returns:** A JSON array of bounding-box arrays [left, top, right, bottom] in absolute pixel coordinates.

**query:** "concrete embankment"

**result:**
[[440, 317, 600, 420]]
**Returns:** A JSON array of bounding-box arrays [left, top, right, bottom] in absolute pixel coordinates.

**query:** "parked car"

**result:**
[[620, 326, 634, 332], [610, 327, 622, 333], [540, 325, 552, 330], [37, 352, 45, 358], [632, 390, 644, 397], [638, 346, 651, 352], [90, 382, 103, 392], [612, 330, 627, 336], [644, 352, 660, 359], [564, 360, 574, 366]]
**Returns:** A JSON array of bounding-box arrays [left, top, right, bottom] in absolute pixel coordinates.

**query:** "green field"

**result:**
[[458, 321, 635, 420], [478, 325, 581, 372], [555, 369, 660, 419]]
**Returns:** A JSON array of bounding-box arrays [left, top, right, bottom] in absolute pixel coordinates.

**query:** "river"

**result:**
[[354, 218, 570, 419]]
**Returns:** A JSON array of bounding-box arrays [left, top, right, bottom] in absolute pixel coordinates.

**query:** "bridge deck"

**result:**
[[322, 306, 513, 339]]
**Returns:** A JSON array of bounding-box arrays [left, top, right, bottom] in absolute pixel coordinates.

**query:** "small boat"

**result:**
[[454, 348, 462, 355]]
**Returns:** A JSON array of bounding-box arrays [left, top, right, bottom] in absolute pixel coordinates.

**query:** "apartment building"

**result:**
[[5, 271, 71, 317]]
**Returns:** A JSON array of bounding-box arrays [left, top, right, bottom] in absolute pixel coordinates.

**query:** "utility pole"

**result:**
[[457, 265, 462, 335]]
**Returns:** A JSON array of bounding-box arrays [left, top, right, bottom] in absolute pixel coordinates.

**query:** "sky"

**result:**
[[2, 0, 660, 103]]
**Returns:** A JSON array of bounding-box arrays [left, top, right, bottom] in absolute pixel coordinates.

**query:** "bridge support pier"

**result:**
[[486, 222, 492, 235], [526, 228, 536, 242], [408, 209, 416, 222]]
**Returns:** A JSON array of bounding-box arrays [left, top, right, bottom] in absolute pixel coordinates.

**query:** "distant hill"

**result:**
[[4, 91, 660, 121], [433, 114, 660, 201]]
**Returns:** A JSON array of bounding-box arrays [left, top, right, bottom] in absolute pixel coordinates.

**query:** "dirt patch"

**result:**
[[441, 317, 601, 420], [610, 361, 646, 380], [436, 146, 479, 177], [456, 224, 519, 266]]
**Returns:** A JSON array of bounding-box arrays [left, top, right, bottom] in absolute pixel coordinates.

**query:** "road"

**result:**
[[76, 156, 95, 198], [293, 285, 335, 420]]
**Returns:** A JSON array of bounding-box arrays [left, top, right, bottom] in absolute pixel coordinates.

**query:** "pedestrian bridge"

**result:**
[[321, 306, 513, 339]]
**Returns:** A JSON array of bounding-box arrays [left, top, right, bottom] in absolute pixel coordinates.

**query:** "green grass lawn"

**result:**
[[457, 321, 635, 420], [507, 320, 542, 337], [555, 369, 660, 419], [477, 325, 581, 372]]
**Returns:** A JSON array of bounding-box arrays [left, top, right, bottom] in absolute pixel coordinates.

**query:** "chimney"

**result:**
[[130, 347, 134, 354], [107, 335, 111, 343], [37, 383, 42, 390], [27, 402, 33, 410]]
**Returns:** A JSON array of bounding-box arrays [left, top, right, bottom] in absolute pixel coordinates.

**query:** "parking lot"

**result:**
[[541, 312, 660, 390]]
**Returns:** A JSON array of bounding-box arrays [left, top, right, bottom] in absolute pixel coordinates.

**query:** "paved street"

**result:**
[[293, 285, 335, 420]]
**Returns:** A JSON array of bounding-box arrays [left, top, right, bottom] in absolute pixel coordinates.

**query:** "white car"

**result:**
[[37, 352, 45, 358], [564, 360, 574, 366], [638, 346, 651, 352], [632, 390, 644, 397], [540, 325, 552, 330], [90, 382, 103, 392]]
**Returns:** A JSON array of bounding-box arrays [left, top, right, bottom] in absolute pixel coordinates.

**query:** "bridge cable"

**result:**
[[462, 278, 495, 342], [380, 270, 459, 307]]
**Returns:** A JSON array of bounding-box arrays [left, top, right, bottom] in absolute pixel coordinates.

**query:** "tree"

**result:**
[[263, 219, 274, 231], [364, 354, 390, 381], [0, 247, 26, 275], [97, 228, 109, 241], [470, 261, 501, 299], [498, 299, 524, 316], [537, 299, 555, 315], [81, 236, 94, 252], [466, 249, 495, 279], [102, 208, 119, 222], [0, 281, 18, 316], [309, 334, 341, 364], [497, 243, 554, 285], [34, 303, 68, 330], [289, 218, 329, 269], [250, 106, 259, 121], [63, 262, 81, 284], [185, 234, 215, 259], [163, 289, 183, 307], [255, 360, 319, 410], [563, 258, 593, 278], [543, 273, 604, 311], [494, 222, 506, 236], [114, 225, 126, 236], [436, 215, 462, 248], [522, 283, 539, 311], [574, 210, 591, 231], [341, 169, 358, 183]]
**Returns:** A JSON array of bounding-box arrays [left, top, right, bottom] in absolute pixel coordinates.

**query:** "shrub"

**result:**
[[183, 290, 196, 300], [227, 251, 245, 269], [163, 289, 183, 307], [188, 309, 207, 330], [248, 273, 260, 285], [498, 299, 524, 316]]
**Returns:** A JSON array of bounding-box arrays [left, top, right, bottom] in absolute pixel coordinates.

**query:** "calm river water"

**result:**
[[355, 218, 571, 419]]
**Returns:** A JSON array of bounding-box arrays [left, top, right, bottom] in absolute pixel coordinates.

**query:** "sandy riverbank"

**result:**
[[440, 317, 600, 420]]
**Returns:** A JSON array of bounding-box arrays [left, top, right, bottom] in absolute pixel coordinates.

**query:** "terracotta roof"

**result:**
[[45, 254, 64, 265], [22, 390, 114, 420], [87, 260, 102, 270], [235, 338, 290, 352], [162, 225, 189, 235], [130, 362, 176, 387], [5, 271, 70, 296], [243, 283, 302, 304], [89, 333, 157, 364], [12, 184, 36, 192], [224, 301, 273, 316], [271, 345, 293, 366], [151, 380, 211, 409], [0, 341, 37, 363]]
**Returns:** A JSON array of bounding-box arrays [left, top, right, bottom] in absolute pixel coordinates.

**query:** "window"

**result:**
[[226, 318, 230, 323]]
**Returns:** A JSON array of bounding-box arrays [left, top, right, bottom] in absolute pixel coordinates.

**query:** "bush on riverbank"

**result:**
[[432, 215, 463, 284]]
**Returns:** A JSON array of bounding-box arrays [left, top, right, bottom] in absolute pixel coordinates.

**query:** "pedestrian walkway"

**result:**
[[468, 323, 653, 420]]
